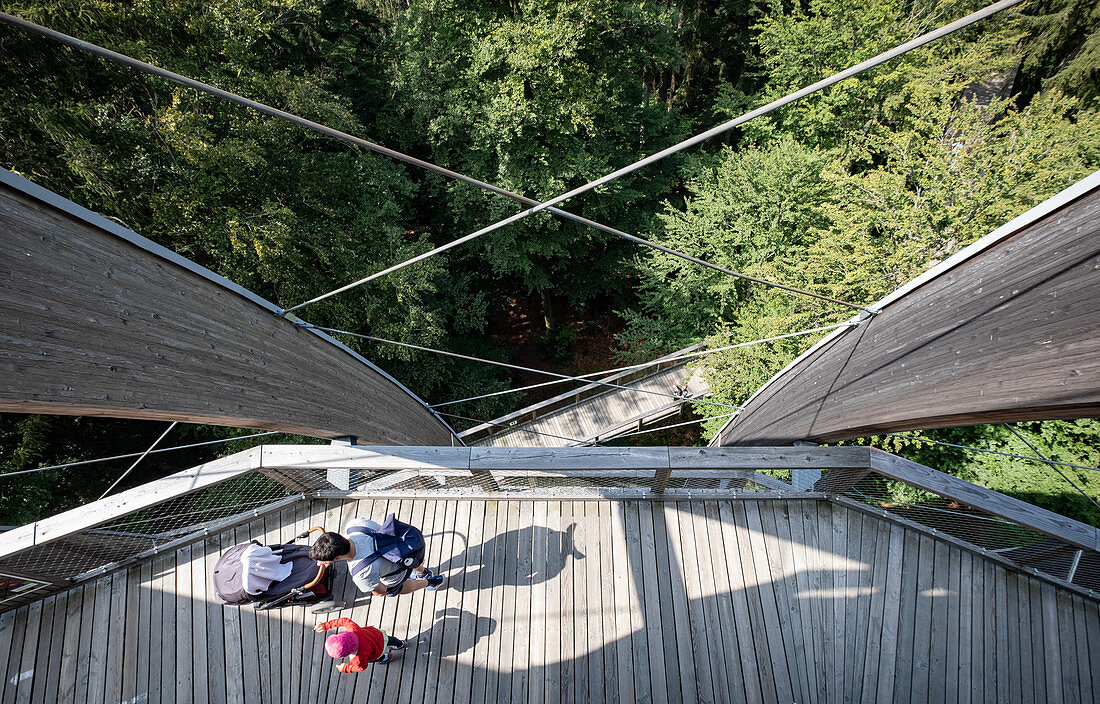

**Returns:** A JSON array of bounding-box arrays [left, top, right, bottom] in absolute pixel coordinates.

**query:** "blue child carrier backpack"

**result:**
[[346, 513, 425, 576]]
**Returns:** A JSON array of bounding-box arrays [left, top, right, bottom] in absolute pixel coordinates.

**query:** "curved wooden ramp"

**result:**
[[0, 169, 456, 445], [716, 170, 1100, 446], [2, 494, 1097, 704], [461, 345, 709, 447]]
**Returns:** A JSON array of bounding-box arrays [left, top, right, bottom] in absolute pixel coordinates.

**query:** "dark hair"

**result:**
[[309, 531, 352, 562]]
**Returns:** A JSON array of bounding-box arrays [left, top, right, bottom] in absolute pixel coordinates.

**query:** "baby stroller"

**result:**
[[213, 526, 343, 612]]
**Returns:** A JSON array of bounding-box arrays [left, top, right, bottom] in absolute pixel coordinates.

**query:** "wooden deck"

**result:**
[[473, 366, 708, 447], [2, 496, 1098, 704]]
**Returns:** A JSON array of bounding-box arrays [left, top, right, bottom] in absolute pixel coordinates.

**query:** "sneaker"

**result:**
[[426, 574, 445, 591], [411, 567, 433, 580], [375, 652, 391, 664], [390, 638, 407, 650]]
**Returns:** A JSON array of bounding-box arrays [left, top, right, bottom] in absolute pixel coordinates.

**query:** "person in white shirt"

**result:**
[[309, 518, 444, 596]]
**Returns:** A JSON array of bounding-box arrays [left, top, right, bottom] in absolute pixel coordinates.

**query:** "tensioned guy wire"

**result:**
[[433, 410, 598, 446], [887, 433, 1100, 473], [98, 421, 178, 499], [0, 430, 284, 478], [309, 323, 743, 411], [1002, 424, 1100, 513], [280, 0, 1022, 313], [432, 322, 856, 408], [590, 413, 738, 445], [0, 11, 863, 314]]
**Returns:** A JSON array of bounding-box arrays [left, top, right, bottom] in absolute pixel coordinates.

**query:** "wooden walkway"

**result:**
[[472, 366, 708, 447], [2, 496, 1098, 704]]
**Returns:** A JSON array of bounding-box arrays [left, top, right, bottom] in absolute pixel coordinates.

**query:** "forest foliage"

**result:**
[[1, 0, 1099, 525]]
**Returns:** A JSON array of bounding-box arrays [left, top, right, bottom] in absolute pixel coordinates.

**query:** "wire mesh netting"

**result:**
[[840, 472, 1100, 592], [0, 470, 297, 583]]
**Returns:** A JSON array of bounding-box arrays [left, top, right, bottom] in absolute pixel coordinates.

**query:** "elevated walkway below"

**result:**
[[460, 344, 709, 447]]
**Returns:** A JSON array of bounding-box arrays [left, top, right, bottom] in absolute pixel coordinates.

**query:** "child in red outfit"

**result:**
[[315, 618, 406, 673]]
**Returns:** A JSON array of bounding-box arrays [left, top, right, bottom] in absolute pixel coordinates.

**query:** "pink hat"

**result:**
[[325, 632, 358, 659]]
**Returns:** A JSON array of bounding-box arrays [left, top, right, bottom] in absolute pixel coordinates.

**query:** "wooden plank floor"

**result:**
[[2, 497, 1098, 704], [478, 366, 707, 447]]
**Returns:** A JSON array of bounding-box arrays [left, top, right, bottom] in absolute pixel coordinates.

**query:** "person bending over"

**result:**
[[309, 517, 444, 596]]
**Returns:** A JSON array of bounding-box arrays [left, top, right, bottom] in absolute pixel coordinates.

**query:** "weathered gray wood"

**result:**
[[0, 172, 456, 447], [563, 502, 586, 704], [174, 545, 192, 704], [512, 501, 535, 702], [968, 552, 985, 704], [596, 501, 620, 701], [470, 499, 499, 701], [1055, 588, 1076, 704], [553, 501, 573, 704], [683, 501, 721, 704], [494, 501, 520, 703], [251, 516, 276, 704], [102, 571, 126, 703], [1006, 571, 1025, 703], [850, 511, 877, 703], [956, 551, 973, 704], [471, 446, 669, 471], [672, 446, 870, 469], [41, 592, 69, 704], [609, 502, 637, 703], [11, 598, 40, 704], [748, 500, 796, 704], [145, 557, 166, 704], [26, 595, 56, 704], [716, 175, 1100, 446], [993, 566, 1010, 702], [925, 539, 948, 704], [87, 577, 111, 704], [117, 568, 140, 704], [944, 544, 962, 704], [201, 535, 227, 704], [260, 444, 471, 472], [909, 535, 934, 703], [717, 497, 757, 702], [0, 611, 14, 704], [5, 495, 1100, 704], [1029, 576, 1046, 703], [623, 502, 650, 704], [645, 501, 678, 702], [2, 596, 28, 704], [771, 502, 810, 704], [728, 500, 775, 702], [1073, 594, 1095, 704], [637, 502, 669, 704], [790, 501, 822, 704], [527, 501, 548, 704]]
